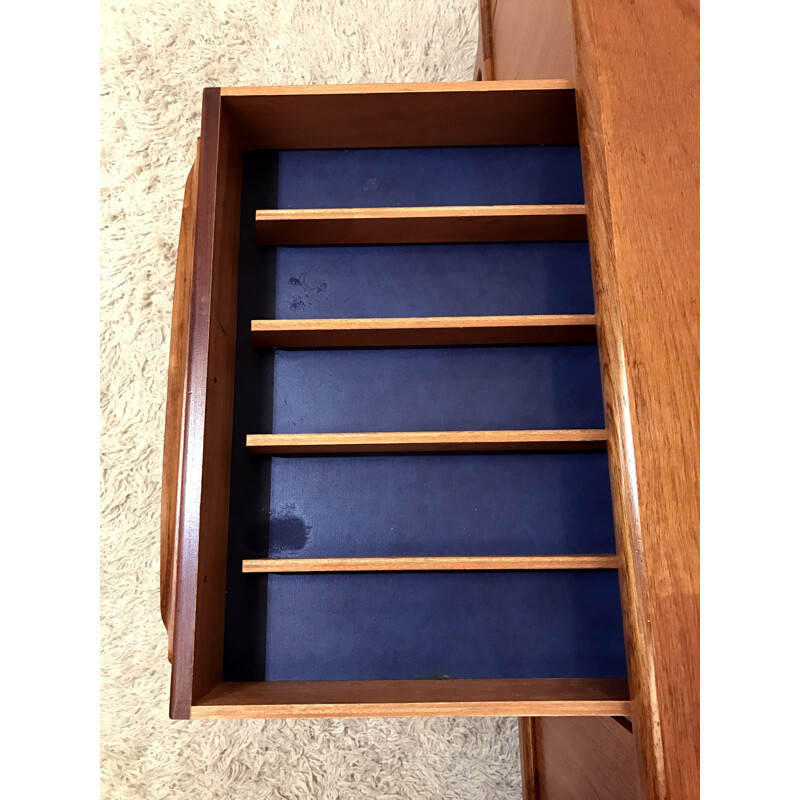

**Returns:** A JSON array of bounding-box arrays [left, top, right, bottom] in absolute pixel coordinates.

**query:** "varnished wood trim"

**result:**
[[255, 205, 587, 245], [169, 90, 222, 720], [572, 1, 699, 797], [519, 717, 538, 800], [169, 89, 244, 719], [220, 79, 574, 96], [190, 107, 244, 710], [478, 0, 496, 80], [190, 678, 631, 719], [161, 140, 199, 664], [242, 555, 618, 573], [251, 314, 597, 348], [245, 430, 607, 454]]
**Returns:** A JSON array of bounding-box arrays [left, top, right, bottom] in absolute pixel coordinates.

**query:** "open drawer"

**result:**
[[161, 81, 631, 720]]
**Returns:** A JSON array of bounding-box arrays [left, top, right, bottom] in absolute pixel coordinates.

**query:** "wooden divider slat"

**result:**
[[245, 430, 607, 454], [243, 555, 618, 573], [251, 314, 597, 348], [255, 204, 587, 245]]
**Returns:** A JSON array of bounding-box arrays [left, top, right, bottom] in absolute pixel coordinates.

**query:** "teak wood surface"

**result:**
[[519, 715, 537, 800], [163, 80, 633, 724], [242, 555, 618, 573], [168, 89, 245, 719], [475, 0, 495, 80], [526, 716, 638, 800], [255, 205, 587, 245], [245, 430, 607, 454], [570, 1, 700, 797], [160, 139, 199, 663], [191, 678, 631, 720], [477, 0, 576, 81], [251, 314, 597, 348], [220, 80, 578, 147]]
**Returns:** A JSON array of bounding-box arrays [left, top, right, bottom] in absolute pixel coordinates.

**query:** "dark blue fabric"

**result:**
[[222, 148, 625, 683], [270, 345, 604, 433], [276, 146, 584, 208], [263, 453, 615, 559], [273, 242, 594, 318], [259, 571, 626, 681]]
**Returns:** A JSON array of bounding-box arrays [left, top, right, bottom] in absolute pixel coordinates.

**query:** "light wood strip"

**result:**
[[221, 79, 574, 97], [255, 205, 587, 245], [245, 430, 607, 454], [191, 678, 631, 720], [251, 314, 596, 348], [242, 555, 618, 573]]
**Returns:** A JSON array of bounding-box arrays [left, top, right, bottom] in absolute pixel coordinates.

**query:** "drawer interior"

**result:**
[[221, 145, 625, 684], [172, 83, 631, 719]]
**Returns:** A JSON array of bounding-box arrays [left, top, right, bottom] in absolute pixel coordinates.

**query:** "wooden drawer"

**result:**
[[161, 80, 632, 721]]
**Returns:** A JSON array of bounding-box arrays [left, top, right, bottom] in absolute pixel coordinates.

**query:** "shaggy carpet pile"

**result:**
[[100, 1, 522, 797]]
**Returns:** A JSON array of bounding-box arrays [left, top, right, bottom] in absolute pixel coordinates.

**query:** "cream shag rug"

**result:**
[[100, 1, 522, 797]]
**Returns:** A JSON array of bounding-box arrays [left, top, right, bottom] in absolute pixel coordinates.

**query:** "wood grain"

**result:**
[[490, 0, 576, 80], [242, 555, 618, 573], [534, 716, 637, 800], [221, 80, 578, 147], [168, 92, 221, 719], [251, 315, 596, 348], [476, 0, 495, 80], [572, 1, 700, 797], [255, 205, 587, 246], [191, 678, 631, 720], [519, 717, 538, 800], [169, 89, 244, 719], [245, 430, 607, 454], [160, 139, 199, 664]]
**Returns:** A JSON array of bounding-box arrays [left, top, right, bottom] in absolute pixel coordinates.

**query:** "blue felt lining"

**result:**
[[260, 571, 626, 681], [222, 147, 625, 683], [275, 146, 584, 209], [270, 345, 604, 433], [263, 453, 615, 558], [272, 242, 594, 319]]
